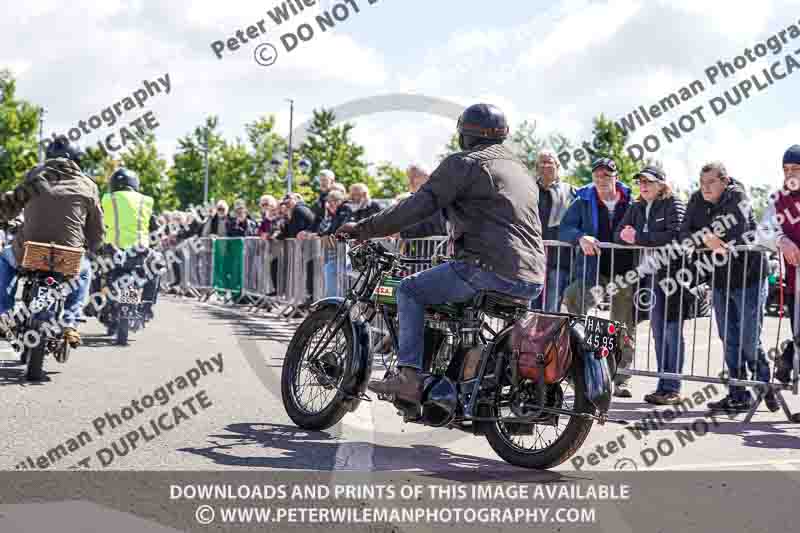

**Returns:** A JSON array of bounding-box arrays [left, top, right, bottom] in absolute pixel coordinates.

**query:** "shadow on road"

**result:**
[[602, 398, 800, 451], [197, 306, 299, 344], [178, 422, 566, 483], [0, 361, 25, 385], [0, 361, 60, 385], [79, 333, 117, 349]]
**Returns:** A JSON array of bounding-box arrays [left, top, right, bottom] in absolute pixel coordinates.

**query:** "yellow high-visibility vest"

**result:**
[[101, 190, 154, 249]]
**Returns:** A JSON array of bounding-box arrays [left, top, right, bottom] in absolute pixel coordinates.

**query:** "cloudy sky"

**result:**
[[3, 0, 799, 190]]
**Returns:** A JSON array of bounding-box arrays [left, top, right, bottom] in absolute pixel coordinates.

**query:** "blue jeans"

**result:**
[[396, 261, 542, 370], [712, 281, 771, 401], [0, 245, 91, 328], [651, 286, 685, 394], [531, 267, 570, 312], [324, 260, 339, 298]]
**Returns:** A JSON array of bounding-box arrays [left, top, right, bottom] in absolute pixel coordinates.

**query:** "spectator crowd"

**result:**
[[156, 167, 446, 244], [152, 166, 447, 300]]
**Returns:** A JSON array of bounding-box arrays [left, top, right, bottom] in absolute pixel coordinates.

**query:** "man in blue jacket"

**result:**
[[559, 158, 636, 397]]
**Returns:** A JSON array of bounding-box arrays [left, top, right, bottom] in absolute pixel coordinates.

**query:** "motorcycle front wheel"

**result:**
[[281, 306, 355, 430]]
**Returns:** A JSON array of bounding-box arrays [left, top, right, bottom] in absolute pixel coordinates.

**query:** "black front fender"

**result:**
[[308, 298, 373, 412]]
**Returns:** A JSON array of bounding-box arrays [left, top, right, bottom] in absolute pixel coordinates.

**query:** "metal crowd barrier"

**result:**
[[543, 239, 799, 422], [159, 235, 799, 419]]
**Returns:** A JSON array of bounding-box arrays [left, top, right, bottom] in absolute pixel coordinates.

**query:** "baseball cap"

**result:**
[[591, 157, 618, 176], [635, 166, 666, 183]]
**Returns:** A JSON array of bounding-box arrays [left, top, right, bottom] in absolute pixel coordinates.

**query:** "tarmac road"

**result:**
[[2, 295, 799, 474]]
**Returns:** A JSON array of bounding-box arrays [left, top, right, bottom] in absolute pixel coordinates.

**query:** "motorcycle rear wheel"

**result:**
[[25, 336, 47, 381], [483, 363, 595, 470], [281, 306, 354, 430], [116, 318, 130, 345]]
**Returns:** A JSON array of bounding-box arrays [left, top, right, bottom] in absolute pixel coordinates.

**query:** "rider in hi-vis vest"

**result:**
[[98, 168, 159, 319], [102, 180, 153, 249]]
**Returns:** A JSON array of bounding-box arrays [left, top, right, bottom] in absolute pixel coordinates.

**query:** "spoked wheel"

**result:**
[[483, 360, 595, 470], [281, 306, 355, 430]]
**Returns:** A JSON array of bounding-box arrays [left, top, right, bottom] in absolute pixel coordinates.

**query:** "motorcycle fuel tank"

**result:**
[[371, 275, 464, 317]]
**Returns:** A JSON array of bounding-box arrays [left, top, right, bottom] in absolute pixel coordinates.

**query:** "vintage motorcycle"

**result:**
[[91, 246, 158, 345], [2, 234, 84, 381], [281, 239, 629, 469]]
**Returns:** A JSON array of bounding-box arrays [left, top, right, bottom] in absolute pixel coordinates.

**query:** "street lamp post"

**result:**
[[286, 99, 294, 194], [38, 107, 46, 164], [202, 127, 209, 205]]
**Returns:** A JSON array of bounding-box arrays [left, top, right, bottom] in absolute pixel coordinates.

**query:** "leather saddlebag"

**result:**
[[511, 312, 572, 384]]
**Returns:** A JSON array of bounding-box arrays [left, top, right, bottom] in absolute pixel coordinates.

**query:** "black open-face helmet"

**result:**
[[456, 103, 509, 150], [109, 167, 140, 192], [45, 136, 84, 166]]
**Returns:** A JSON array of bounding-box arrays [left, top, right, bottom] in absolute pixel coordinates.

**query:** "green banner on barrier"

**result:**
[[212, 238, 244, 298]]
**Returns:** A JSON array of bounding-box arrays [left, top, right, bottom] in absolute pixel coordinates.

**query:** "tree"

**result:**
[[120, 133, 173, 211], [373, 162, 408, 199], [244, 115, 288, 201], [508, 120, 574, 175], [509, 121, 545, 172], [0, 70, 40, 190], [437, 133, 461, 162], [81, 146, 115, 191], [300, 109, 370, 192], [241, 115, 315, 204], [748, 184, 771, 221], [572, 114, 644, 188], [168, 116, 227, 208]]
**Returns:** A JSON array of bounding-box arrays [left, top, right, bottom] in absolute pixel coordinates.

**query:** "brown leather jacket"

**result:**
[[0, 159, 104, 263], [353, 143, 546, 284]]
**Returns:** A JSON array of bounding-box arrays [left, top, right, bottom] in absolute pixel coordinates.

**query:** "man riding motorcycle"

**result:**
[[337, 103, 546, 404], [0, 136, 104, 347], [95, 167, 159, 321]]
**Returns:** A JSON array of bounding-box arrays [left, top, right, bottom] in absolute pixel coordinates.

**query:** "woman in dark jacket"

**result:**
[[615, 166, 687, 405]]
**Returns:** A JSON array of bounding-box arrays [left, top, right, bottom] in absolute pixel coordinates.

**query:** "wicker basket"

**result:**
[[21, 241, 84, 277]]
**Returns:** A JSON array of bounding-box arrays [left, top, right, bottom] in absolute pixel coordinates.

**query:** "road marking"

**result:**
[[196, 297, 378, 471]]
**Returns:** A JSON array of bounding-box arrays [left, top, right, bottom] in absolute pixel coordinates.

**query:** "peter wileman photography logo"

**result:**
[[209, 0, 382, 68]]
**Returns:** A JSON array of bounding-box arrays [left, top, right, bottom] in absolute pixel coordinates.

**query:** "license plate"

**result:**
[[36, 286, 55, 303], [583, 315, 618, 352], [32, 286, 56, 311]]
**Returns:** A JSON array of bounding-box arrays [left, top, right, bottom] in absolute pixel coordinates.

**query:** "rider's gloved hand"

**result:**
[[335, 222, 360, 240]]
